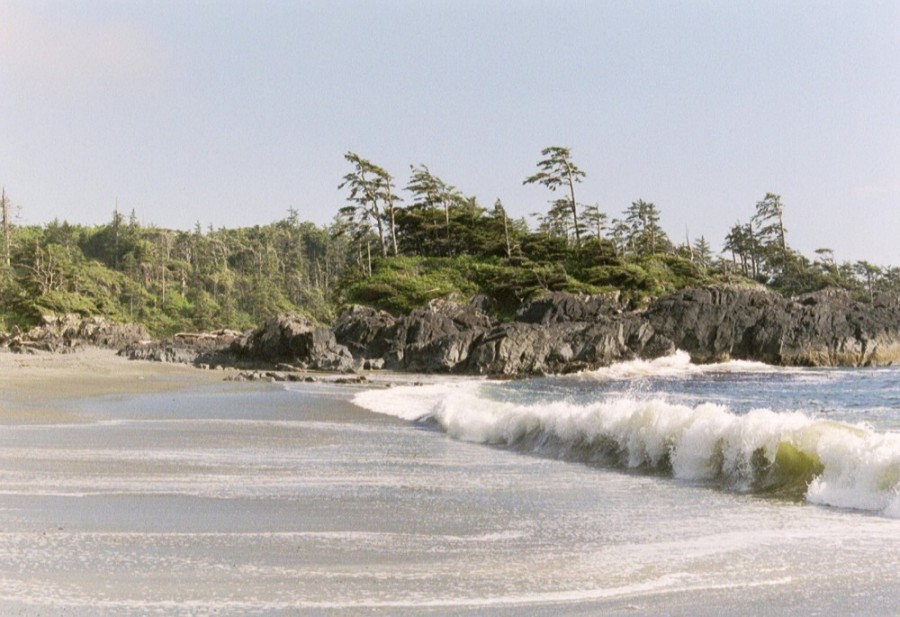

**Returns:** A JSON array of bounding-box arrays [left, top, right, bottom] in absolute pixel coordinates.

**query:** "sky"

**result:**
[[1, 0, 899, 266]]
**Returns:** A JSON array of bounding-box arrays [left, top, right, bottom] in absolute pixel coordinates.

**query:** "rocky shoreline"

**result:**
[[4, 285, 900, 377]]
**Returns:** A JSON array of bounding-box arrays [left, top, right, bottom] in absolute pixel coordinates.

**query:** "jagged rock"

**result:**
[[463, 315, 670, 376], [645, 285, 780, 363], [232, 313, 354, 372], [515, 291, 624, 324], [778, 288, 900, 366], [393, 298, 492, 346], [381, 298, 494, 370], [333, 305, 397, 358], [466, 322, 578, 375], [20, 285, 899, 376], [326, 286, 900, 375], [401, 329, 485, 373], [645, 285, 900, 367]]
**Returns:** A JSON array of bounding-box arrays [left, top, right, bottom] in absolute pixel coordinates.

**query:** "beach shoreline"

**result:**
[[0, 347, 446, 425], [0, 348, 233, 424], [0, 347, 898, 615]]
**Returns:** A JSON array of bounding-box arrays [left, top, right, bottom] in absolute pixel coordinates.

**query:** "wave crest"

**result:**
[[353, 382, 900, 517]]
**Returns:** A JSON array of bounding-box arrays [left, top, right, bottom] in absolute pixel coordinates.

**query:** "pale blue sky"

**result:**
[[1, 0, 898, 265]]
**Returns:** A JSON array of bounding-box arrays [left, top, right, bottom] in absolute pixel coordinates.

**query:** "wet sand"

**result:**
[[1, 350, 898, 616], [0, 349, 229, 424]]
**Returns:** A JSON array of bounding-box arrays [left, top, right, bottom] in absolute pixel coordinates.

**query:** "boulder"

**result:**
[[333, 305, 397, 359], [232, 313, 354, 372], [401, 329, 485, 373], [383, 298, 494, 370]]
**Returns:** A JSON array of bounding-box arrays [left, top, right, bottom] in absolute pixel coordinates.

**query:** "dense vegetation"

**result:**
[[1, 148, 898, 335]]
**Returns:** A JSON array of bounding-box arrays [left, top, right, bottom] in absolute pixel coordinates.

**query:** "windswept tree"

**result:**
[[854, 260, 882, 302], [405, 164, 464, 255], [493, 199, 512, 258], [622, 199, 670, 256], [524, 146, 586, 245], [338, 152, 401, 257], [752, 192, 788, 275], [608, 217, 631, 256], [723, 221, 761, 278], [581, 203, 607, 240]]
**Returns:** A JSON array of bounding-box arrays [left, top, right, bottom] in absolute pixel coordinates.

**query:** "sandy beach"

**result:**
[[0, 349, 898, 616], [0, 349, 230, 424]]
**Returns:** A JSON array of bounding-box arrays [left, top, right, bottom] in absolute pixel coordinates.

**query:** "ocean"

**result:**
[[1, 354, 898, 615]]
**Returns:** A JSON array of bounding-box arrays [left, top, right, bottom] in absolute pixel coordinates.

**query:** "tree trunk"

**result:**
[[565, 165, 580, 245], [502, 208, 511, 258], [371, 203, 387, 258], [387, 196, 399, 256], [1, 188, 10, 268]]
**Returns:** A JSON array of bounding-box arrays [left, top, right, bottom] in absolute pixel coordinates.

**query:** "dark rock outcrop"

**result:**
[[330, 286, 900, 375], [645, 285, 785, 363], [331, 297, 498, 373], [80, 284, 900, 376], [333, 305, 397, 359], [231, 313, 354, 372], [515, 291, 625, 325], [646, 285, 900, 367], [465, 313, 672, 376]]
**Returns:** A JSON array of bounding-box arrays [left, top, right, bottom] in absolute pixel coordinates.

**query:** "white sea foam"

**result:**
[[582, 350, 789, 380], [353, 380, 900, 517]]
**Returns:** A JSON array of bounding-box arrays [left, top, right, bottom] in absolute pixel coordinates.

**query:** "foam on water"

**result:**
[[354, 373, 900, 517], [582, 350, 783, 380]]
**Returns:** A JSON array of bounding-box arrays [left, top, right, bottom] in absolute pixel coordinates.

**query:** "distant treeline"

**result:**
[[0, 148, 896, 334]]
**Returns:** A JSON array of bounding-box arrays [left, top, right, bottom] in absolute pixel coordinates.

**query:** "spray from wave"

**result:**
[[354, 379, 900, 518], [582, 350, 791, 380]]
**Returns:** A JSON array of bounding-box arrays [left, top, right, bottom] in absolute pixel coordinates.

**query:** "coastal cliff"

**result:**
[[331, 286, 900, 374], [22, 285, 899, 376]]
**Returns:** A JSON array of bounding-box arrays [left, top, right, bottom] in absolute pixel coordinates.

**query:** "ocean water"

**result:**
[[356, 352, 900, 517], [0, 355, 898, 615]]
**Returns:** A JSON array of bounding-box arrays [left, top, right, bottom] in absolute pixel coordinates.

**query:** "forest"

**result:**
[[1, 147, 898, 336]]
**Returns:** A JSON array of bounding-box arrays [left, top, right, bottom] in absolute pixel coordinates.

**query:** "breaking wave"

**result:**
[[581, 350, 786, 380], [354, 380, 900, 518]]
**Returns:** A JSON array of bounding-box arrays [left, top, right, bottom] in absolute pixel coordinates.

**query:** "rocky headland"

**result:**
[[6, 285, 900, 376]]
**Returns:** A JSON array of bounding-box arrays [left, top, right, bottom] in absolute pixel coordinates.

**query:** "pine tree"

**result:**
[[524, 146, 586, 245], [338, 152, 401, 258], [405, 164, 464, 255], [752, 192, 788, 276]]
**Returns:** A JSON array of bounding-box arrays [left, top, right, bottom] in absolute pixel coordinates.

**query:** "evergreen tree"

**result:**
[[752, 192, 788, 276], [581, 203, 607, 240], [692, 235, 713, 268], [524, 146, 586, 245], [623, 199, 670, 256], [338, 152, 400, 257], [405, 165, 464, 255]]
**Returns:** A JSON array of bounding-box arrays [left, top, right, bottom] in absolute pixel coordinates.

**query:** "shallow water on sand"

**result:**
[[0, 372, 898, 615]]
